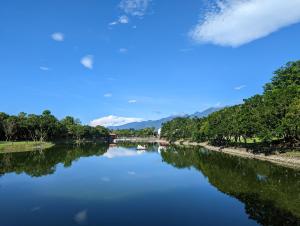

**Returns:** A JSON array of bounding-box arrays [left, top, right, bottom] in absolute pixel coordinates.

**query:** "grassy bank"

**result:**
[[0, 141, 54, 153]]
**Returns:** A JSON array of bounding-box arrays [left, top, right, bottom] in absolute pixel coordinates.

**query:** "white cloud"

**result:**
[[109, 15, 129, 26], [109, 0, 151, 26], [74, 210, 87, 224], [109, 21, 118, 26], [119, 0, 151, 17], [80, 55, 93, 69], [234, 85, 246, 90], [119, 15, 129, 24], [39, 66, 49, 71], [90, 115, 142, 127], [190, 0, 300, 47], [51, 32, 64, 42], [104, 93, 112, 97], [128, 99, 137, 103], [119, 48, 128, 53]]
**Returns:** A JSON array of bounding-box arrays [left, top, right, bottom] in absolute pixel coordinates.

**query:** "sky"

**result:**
[[1, 0, 300, 127]]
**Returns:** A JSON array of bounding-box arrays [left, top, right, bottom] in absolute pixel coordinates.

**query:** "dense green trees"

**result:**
[[0, 111, 109, 142], [113, 127, 157, 138], [161, 61, 300, 148]]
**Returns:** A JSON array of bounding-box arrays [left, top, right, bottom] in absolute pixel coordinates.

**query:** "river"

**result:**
[[0, 143, 299, 226]]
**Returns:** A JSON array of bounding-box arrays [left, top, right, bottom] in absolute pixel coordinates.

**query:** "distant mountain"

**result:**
[[190, 107, 223, 118], [109, 107, 222, 130]]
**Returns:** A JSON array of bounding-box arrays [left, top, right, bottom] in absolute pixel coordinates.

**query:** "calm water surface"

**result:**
[[0, 143, 299, 226]]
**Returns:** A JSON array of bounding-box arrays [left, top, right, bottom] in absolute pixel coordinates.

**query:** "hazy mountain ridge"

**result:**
[[109, 107, 222, 130]]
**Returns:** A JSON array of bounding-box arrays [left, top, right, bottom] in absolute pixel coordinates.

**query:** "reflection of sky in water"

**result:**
[[31, 147, 205, 201], [2, 145, 296, 226]]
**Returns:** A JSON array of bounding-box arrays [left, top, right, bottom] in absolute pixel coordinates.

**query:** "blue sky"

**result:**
[[1, 0, 300, 126]]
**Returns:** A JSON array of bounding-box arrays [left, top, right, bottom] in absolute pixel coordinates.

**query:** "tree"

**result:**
[[0, 112, 9, 140], [161, 60, 300, 149], [2, 117, 18, 141]]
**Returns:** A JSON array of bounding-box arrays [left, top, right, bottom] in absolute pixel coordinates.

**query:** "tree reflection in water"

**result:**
[[161, 146, 300, 226], [0, 143, 109, 177]]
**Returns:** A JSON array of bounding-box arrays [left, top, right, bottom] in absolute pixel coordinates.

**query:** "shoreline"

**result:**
[[0, 141, 54, 153], [1, 139, 299, 169], [114, 138, 300, 169], [174, 141, 300, 170]]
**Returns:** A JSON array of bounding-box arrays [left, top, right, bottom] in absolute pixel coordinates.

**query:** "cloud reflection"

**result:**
[[74, 209, 87, 224], [103, 147, 144, 158]]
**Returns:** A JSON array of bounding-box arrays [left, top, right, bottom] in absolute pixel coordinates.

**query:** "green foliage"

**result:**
[[161, 61, 300, 148], [113, 127, 157, 137], [0, 110, 110, 142]]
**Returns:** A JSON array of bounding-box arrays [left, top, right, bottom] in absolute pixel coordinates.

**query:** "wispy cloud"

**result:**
[[128, 99, 137, 103], [234, 85, 246, 90], [119, 0, 151, 17], [109, 15, 129, 26], [190, 0, 300, 47], [119, 48, 128, 53], [90, 115, 142, 127], [51, 32, 64, 42], [109, 0, 151, 26], [39, 66, 50, 71], [81, 55, 93, 69], [104, 93, 112, 98]]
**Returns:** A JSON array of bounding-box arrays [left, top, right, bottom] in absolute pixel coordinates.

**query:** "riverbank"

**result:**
[[0, 141, 54, 153], [174, 140, 300, 169], [0, 139, 109, 153]]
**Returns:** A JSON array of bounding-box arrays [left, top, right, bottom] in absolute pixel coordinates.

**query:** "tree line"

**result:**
[[112, 127, 157, 138], [161, 61, 300, 148], [0, 110, 109, 142]]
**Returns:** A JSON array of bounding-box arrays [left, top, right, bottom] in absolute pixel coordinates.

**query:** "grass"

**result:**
[[0, 141, 54, 153]]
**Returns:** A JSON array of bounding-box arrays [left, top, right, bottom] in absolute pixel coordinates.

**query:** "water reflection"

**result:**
[[161, 146, 300, 225], [0, 143, 299, 226], [0, 143, 108, 177], [103, 147, 145, 158]]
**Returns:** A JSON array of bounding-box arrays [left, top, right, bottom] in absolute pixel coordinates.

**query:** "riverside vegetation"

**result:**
[[161, 61, 300, 154], [0, 111, 110, 152]]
